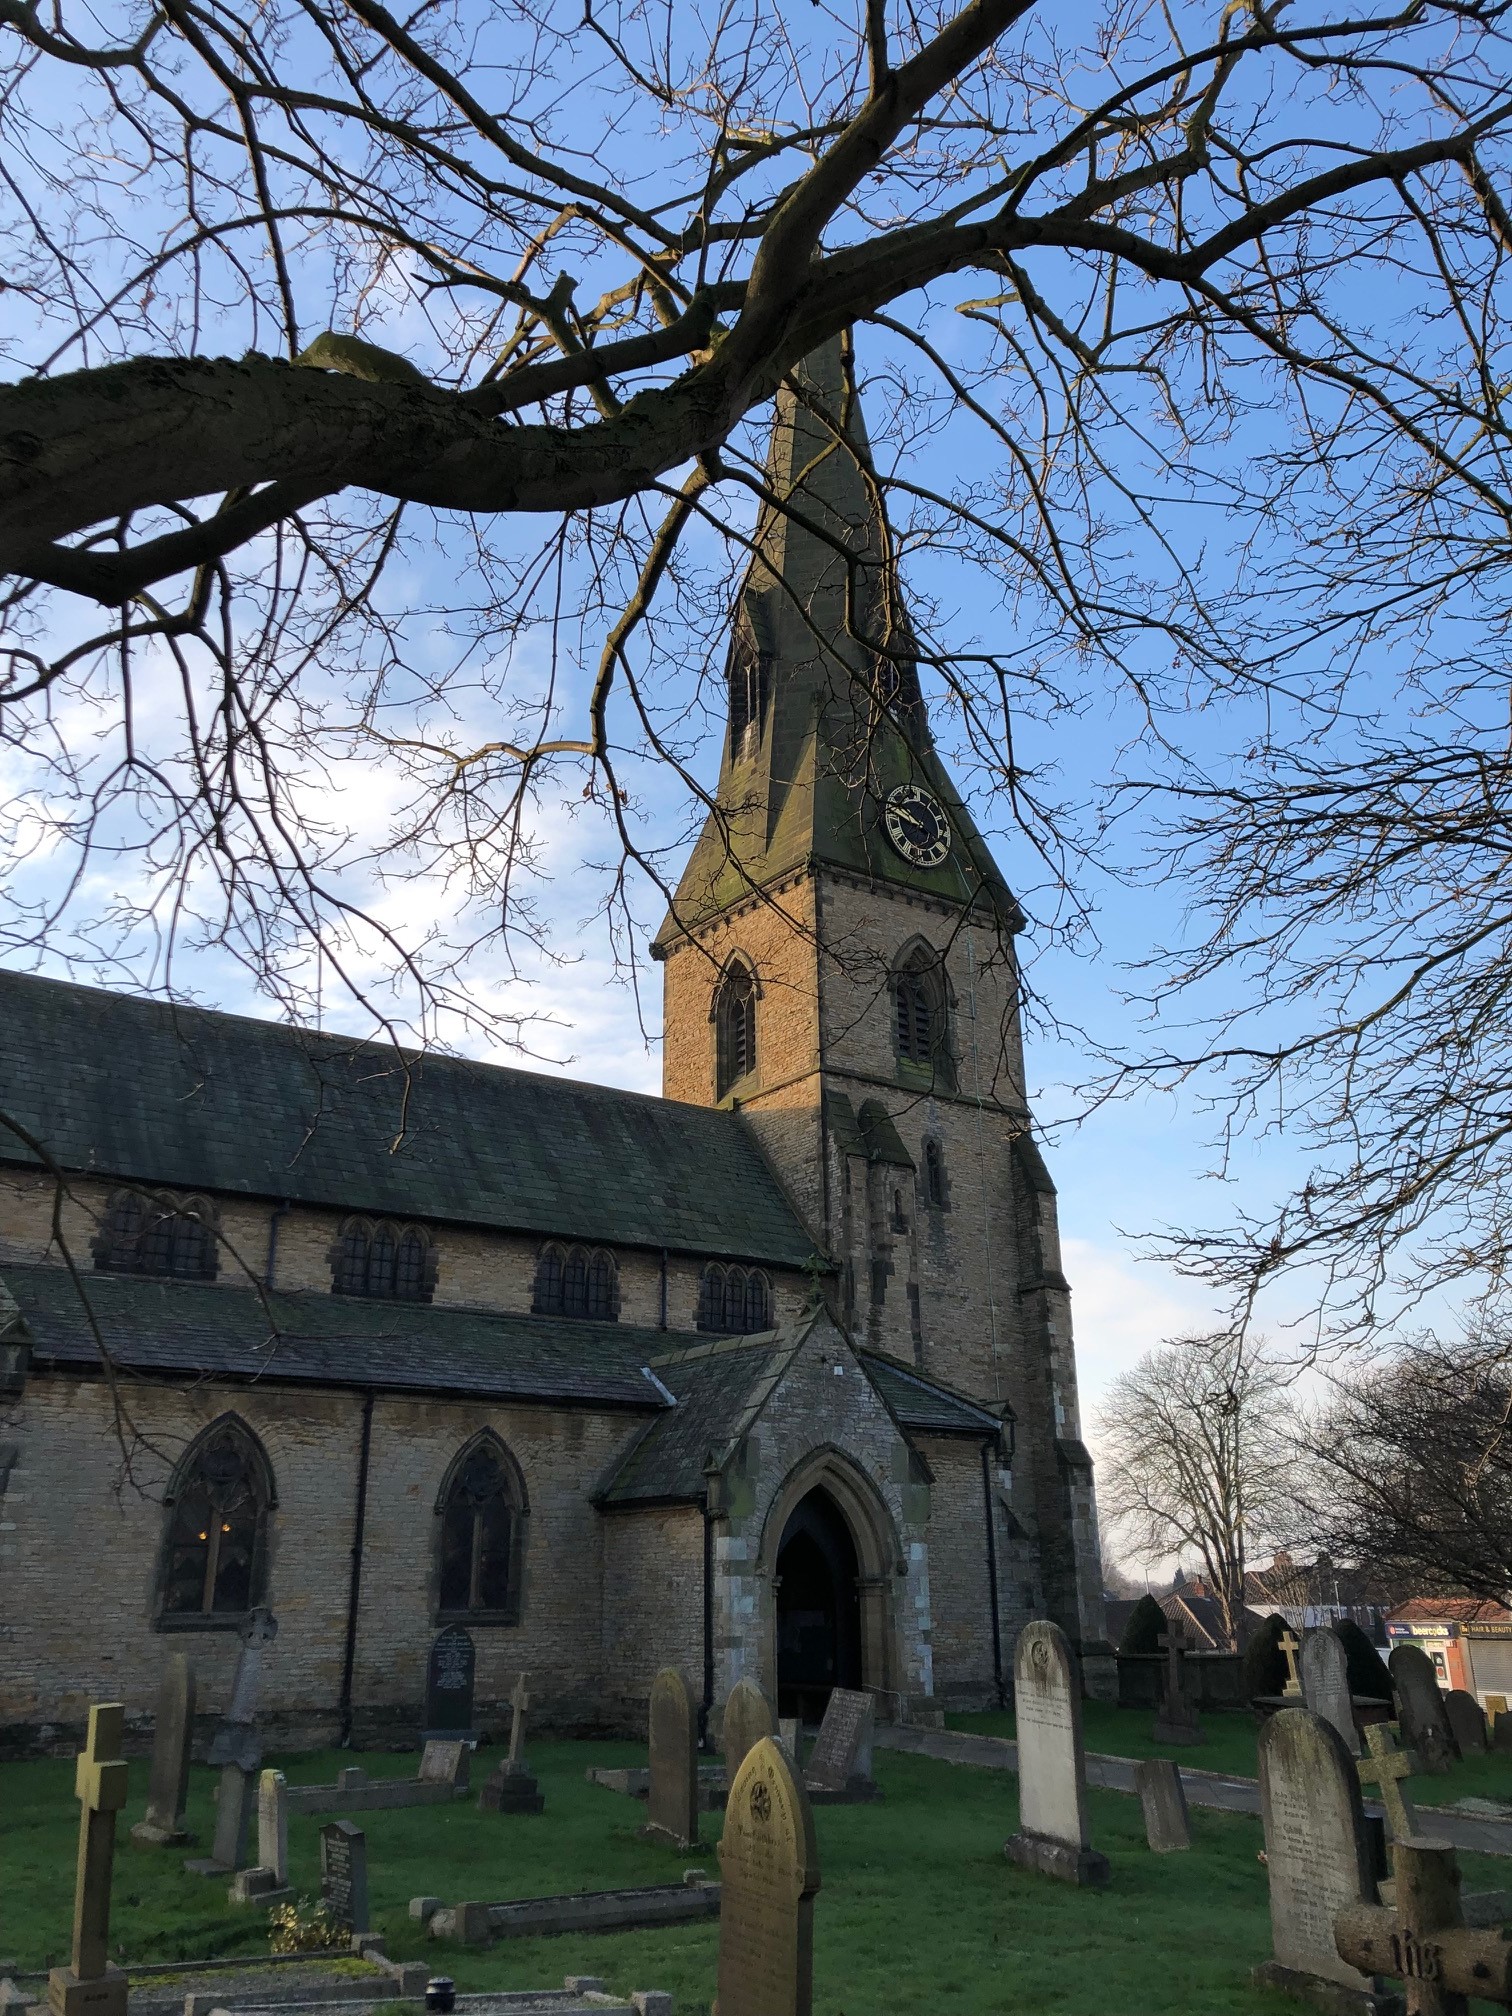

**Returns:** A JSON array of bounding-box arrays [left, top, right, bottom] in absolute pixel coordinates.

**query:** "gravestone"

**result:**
[[48, 1703, 129, 2016], [1152, 1623, 1203, 1747], [715, 1736, 820, 2016], [258, 1770, 289, 1885], [721, 1678, 774, 1784], [1253, 1706, 1394, 2012], [1356, 1721, 1421, 1844], [320, 1819, 369, 1936], [641, 1667, 698, 1850], [1002, 1619, 1109, 1888], [1390, 1642, 1458, 1773], [131, 1654, 197, 1848], [1446, 1688, 1488, 1756], [188, 1607, 277, 1875], [778, 1717, 801, 1764], [1302, 1628, 1359, 1756], [478, 1673, 544, 1814], [1133, 1758, 1191, 1853], [1497, 1709, 1512, 1756], [424, 1626, 476, 1739], [418, 1739, 471, 1791], [803, 1688, 880, 1803]]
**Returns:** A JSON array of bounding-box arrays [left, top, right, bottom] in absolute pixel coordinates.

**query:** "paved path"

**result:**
[[877, 1722, 1512, 1858]]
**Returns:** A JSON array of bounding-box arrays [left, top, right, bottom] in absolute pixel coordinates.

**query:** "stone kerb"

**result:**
[[1002, 1620, 1109, 1889], [716, 1736, 821, 2016], [1253, 1705, 1395, 2013]]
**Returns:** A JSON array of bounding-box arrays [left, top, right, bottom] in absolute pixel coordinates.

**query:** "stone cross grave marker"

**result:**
[[721, 1677, 774, 1785], [320, 1819, 369, 1937], [641, 1667, 698, 1850], [1357, 1722, 1421, 1844], [131, 1654, 196, 1848], [1391, 1643, 1458, 1773], [1279, 1629, 1304, 1698], [1302, 1628, 1360, 1757], [424, 1625, 476, 1739], [1152, 1622, 1203, 1746], [49, 1703, 130, 2016], [1133, 1758, 1191, 1853], [1002, 1619, 1109, 1888], [418, 1739, 470, 1791], [1335, 1835, 1512, 2016], [190, 1607, 276, 1875], [1445, 1689, 1488, 1757], [1253, 1705, 1393, 2011], [803, 1688, 878, 1801], [478, 1673, 543, 1813], [715, 1736, 820, 2016]]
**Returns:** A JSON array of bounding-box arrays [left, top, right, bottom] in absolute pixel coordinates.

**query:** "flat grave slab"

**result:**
[[420, 1877, 720, 1943]]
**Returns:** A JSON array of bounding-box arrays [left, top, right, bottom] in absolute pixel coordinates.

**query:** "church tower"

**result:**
[[652, 343, 1107, 1657]]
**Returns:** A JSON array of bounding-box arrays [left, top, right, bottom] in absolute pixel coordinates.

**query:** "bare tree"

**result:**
[[0, 0, 1509, 1047], [1095, 1331, 1293, 1649], [1294, 1334, 1512, 1604]]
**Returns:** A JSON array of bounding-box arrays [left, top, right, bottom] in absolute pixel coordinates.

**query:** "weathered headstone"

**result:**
[[721, 1678, 774, 1784], [478, 1673, 544, 1814], [777, 1717, 801, 1764], [1390, 1642, 1458, 1773], [1279, 1629, 1304, 1698], [1302, 1628, 1359, 1757], [131, 1655, 197, 1848], [803, 1688, 880, 1803], [715, 1736, 820, 2016], [1446, 1688, 1488, 1756], [258, 1770, 289, 1885], [1002, 1619, 1109, 1888], [418, 1739, 470, 1791], [320, 1819, 369, 1936], [48, 1703, 129, 2016], [1356, 1721, 1421, 1845], [188, 1607, 277, 1876], [1496, 1708, 1512, 1756], [1253, 1706, 1393, 2011], [1133, 1758, 1191, 1853], [424, 1626, 476, 1739], [1152, 1623, 1203, 1747], [641, 1667, 698, 1850]]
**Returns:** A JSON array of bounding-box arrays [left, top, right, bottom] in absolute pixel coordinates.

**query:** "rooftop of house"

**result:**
[[1388, 1596, 1512, 1626], [0, 967, 819, 1266]]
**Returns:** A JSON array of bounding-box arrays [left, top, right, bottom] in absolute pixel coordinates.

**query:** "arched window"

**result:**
[[715, 960, 757, 1098], [697, 1262, 773, 1334], [436, 1434, 527, 1622], [892, 1188, 908, 1233], [893, 945, 952, 1082], [328, 1218, 435, 1301], [924, 1138, 948, 1209], [94, 1190, 219, 1281], [533, 1243, 619, 1320], [159, 1416, 273, 1623], [727, 617, 773, 754]]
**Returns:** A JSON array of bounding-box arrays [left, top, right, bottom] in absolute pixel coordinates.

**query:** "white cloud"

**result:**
[[1062, 1234, 1222, 1413]]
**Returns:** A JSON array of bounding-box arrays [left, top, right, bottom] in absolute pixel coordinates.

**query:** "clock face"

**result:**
[[883, 782, 952, 869]]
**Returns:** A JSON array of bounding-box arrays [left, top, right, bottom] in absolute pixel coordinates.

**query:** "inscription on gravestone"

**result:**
[[320, 1819, 369, 1935], [1301, 1628, 1359, 1757], [1253, 1705, 1388, 2008], [424, 1626, 476, 1738], [715, 1737, 820, 2016]]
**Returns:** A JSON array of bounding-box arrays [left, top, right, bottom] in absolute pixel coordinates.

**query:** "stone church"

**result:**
[[0, 347, 1108, 1755]]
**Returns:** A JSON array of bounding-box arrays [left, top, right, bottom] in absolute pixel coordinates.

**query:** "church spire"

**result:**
[[654, 339, 1018, 954]]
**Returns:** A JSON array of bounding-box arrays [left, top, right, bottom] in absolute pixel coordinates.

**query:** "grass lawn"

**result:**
[[949, 1702, 1512, 1807], [4, 1738, 1509, 2015]]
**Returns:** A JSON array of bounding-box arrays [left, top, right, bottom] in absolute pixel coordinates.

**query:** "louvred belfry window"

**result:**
[[727, 620, 772, 754], [715, 961, 757, 1098]]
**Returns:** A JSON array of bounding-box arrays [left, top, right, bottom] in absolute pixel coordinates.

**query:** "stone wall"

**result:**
[[598, 1504, 707, 1736]]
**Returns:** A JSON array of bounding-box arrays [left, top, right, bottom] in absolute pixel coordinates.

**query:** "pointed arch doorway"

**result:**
[[775, 1486, 863, 1722]]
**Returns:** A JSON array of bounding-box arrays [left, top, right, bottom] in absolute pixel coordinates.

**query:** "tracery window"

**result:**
[[727, 620, 773, 754], [714, 960, 757, 1098], [697, 1262, 773, 1335], [532, 1242, 619, 1320], [330, 1218, 436, 1301], [159, 1417, 273, 1623], [93, 1189, 218, 1281], [437, 1434, 526, 1621]]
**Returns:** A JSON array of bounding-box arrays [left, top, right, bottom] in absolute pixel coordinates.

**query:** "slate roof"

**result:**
[[3, 1262, 671, 1410], [596, 1324, 1002, 1507], [0, 970, 818, 1265]]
